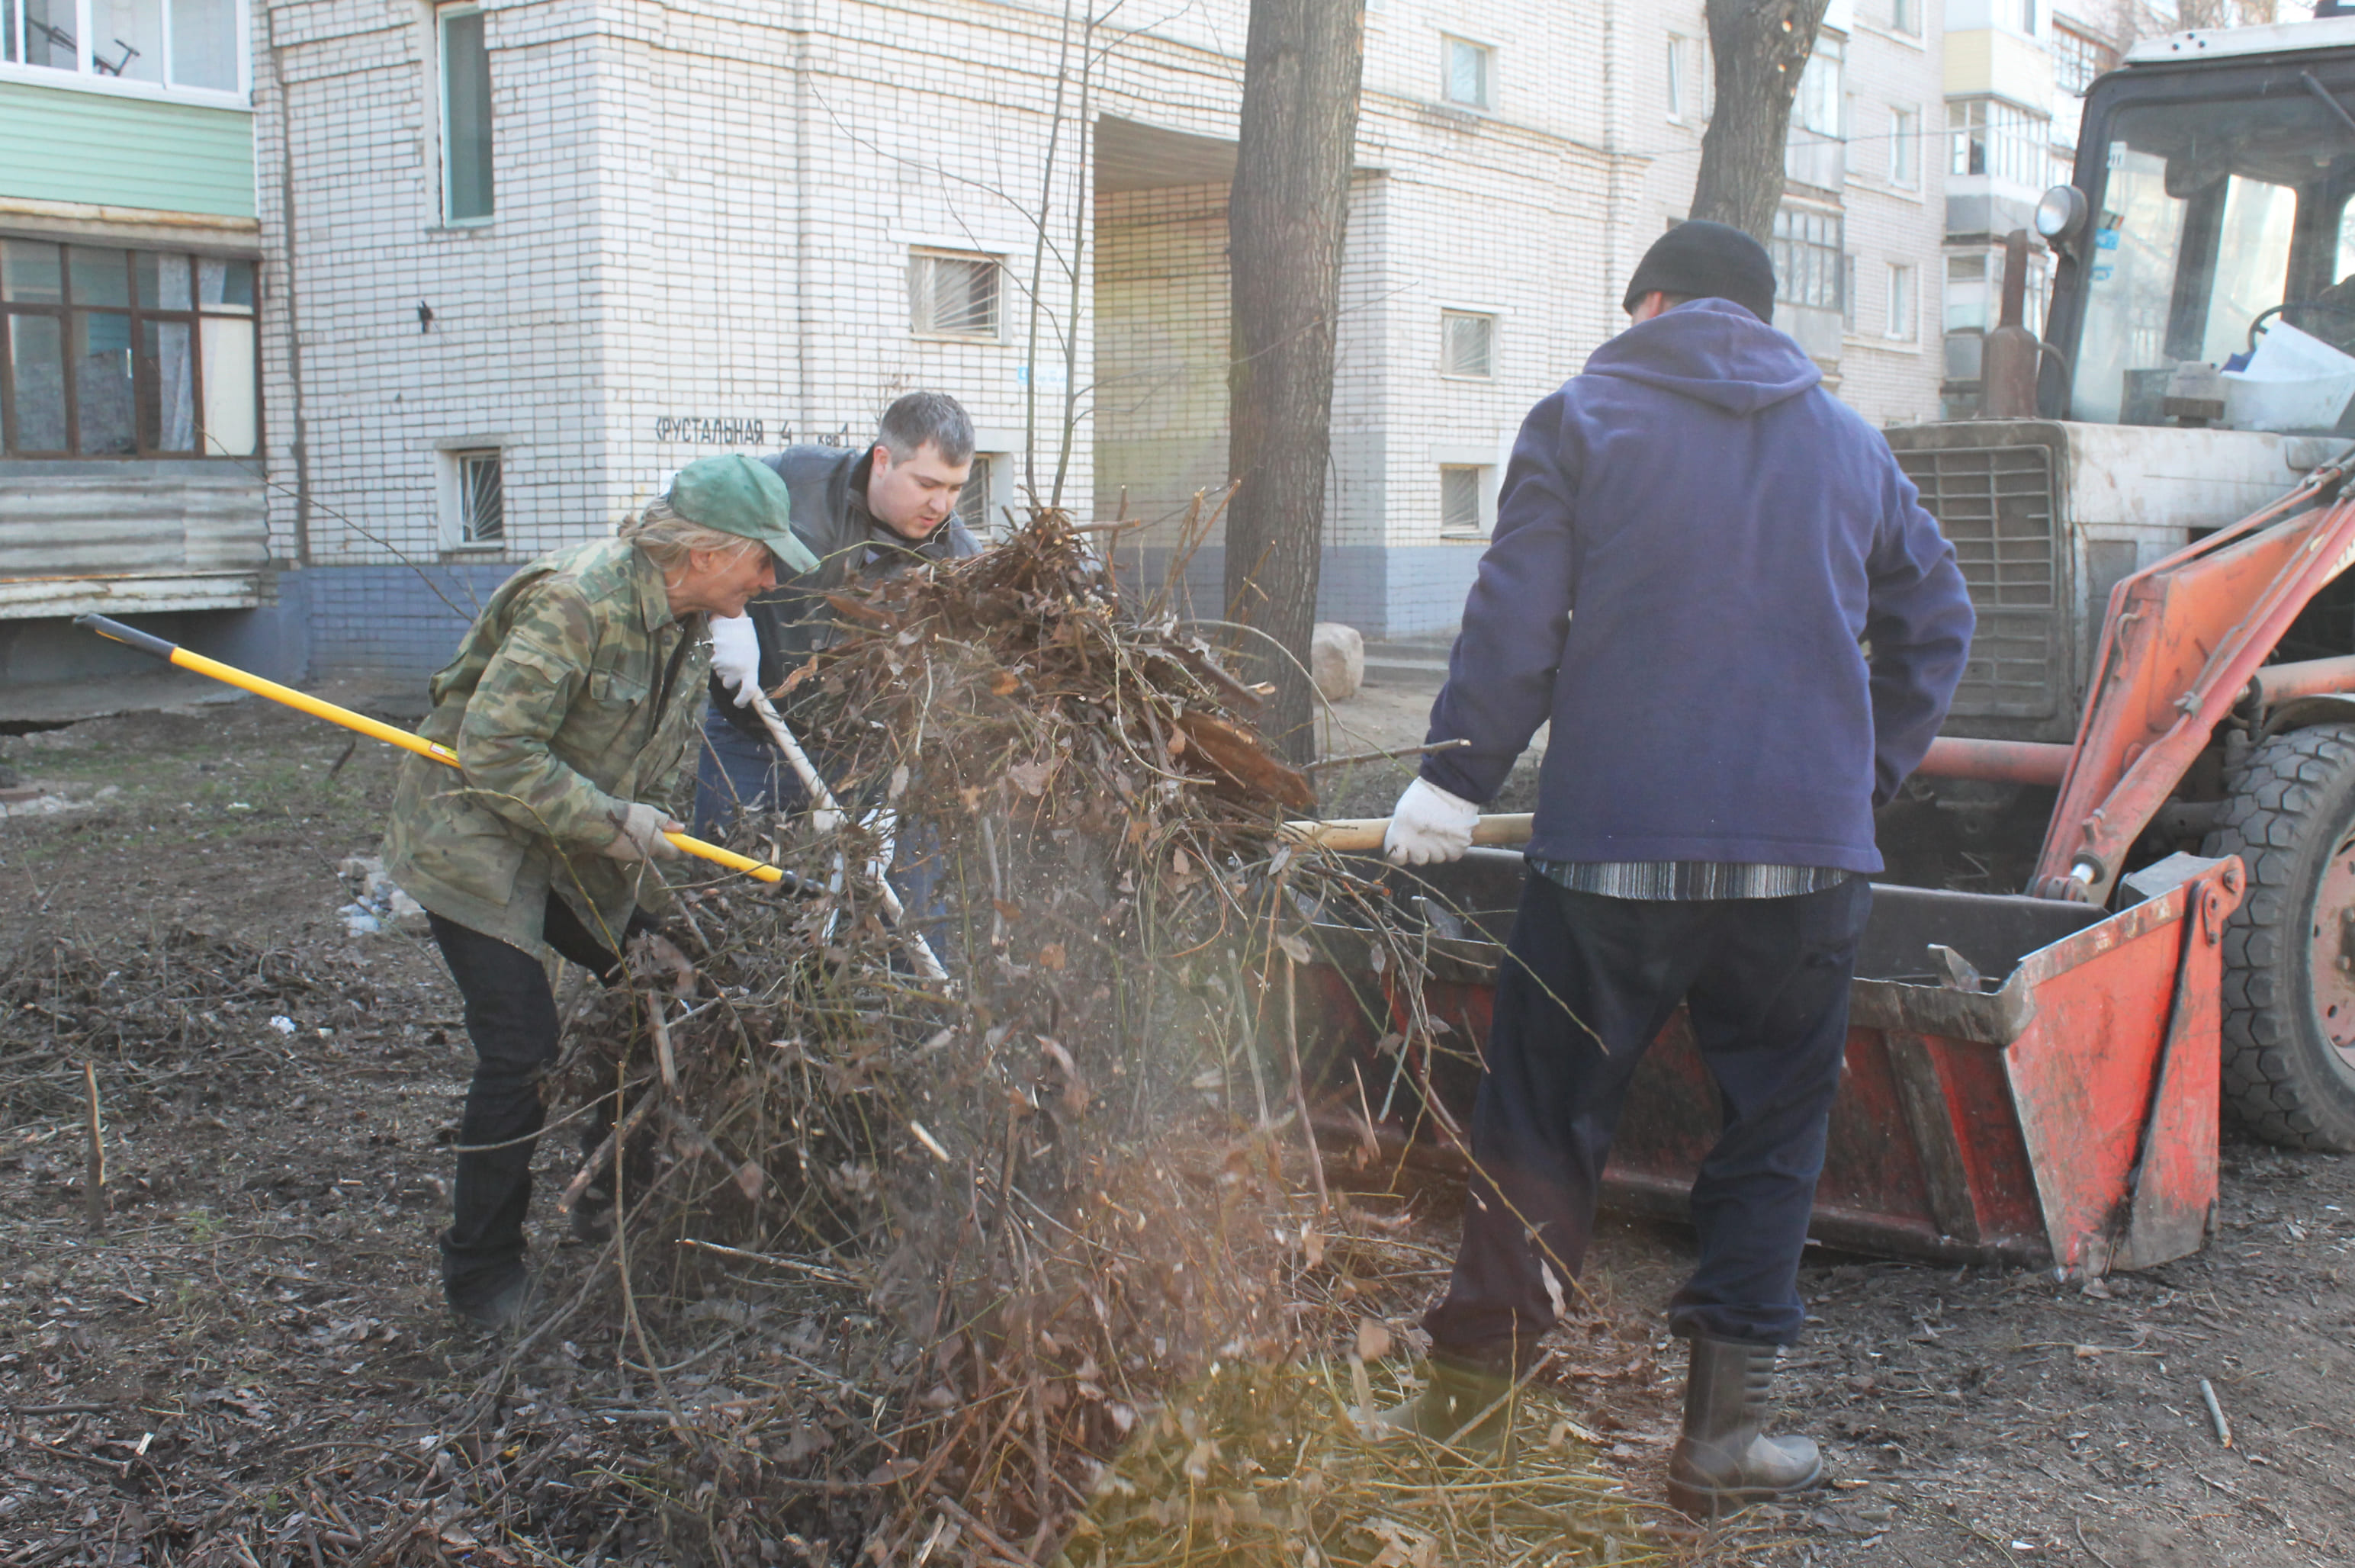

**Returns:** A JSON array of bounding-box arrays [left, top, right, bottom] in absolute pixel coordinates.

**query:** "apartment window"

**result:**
[[1843, 255, 1859, 332], [1891, 0, 1920, 36], [1793, 33, 1844, 138], [1771, 207, 1846, 314], [1945, 246, 2048, 338], [1785, 32, 1846, 191], [910, 250, 1001, 339], [0, 239, 259, 458], [1885, 263, 1916, 340], [2053, 24, 2116, 97], [1945, 253, 1988, 333], [2, 0, 242, 92], [1666, 34, 1692, 123], [1439, 466, 1486, 535], [1949, 98, 2048, 188], [438, 5, 493, 223], [1443, 36, 1490, 110], [1439, 310, 1496, 378], [447, 449, 504, 546], [1889, 106, 1920, 188]]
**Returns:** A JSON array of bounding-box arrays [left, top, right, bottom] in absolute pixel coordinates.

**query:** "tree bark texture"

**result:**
[[1225, 0, 1365, 766], [1688, 0, 1831, 242]]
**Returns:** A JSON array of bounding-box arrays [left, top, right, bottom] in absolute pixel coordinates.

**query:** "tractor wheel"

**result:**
[[2202, 723, 2355, 1152]]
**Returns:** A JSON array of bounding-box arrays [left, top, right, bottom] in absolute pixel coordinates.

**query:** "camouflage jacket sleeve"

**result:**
[[455, 580, 635, 850]]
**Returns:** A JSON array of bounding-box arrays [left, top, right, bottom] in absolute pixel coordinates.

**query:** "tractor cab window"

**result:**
[[2073, 90, 2355, 431]]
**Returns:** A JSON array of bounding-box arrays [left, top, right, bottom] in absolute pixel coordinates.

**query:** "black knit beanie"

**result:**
[[1622, 220, 1778, 325]]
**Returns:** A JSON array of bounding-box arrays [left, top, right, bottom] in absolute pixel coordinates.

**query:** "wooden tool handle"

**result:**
[[1283, 813, 1534, 853]]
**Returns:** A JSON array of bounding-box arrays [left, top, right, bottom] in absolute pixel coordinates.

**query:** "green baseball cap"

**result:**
[[666, 454, 820, 574]]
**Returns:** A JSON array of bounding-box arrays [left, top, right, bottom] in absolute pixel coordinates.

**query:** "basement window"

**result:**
[[443, 448, 505, 548], [954, 452, 994, 538], [1439, 465, 1489, 536]]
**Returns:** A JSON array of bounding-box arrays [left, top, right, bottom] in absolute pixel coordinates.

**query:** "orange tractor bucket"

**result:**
[[1296, 848, 2245, 1275]]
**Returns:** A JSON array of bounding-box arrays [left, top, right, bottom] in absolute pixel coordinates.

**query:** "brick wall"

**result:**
[[249, 0, 1953, 661]]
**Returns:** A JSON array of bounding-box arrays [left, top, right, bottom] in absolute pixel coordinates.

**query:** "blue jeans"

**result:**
[[1423, 873, 1871, 1367]]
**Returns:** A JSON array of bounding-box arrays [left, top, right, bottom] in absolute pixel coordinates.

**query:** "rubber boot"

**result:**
[[1368, 1352, 1516, 1466], [1666, 1336, 1824, 1518]]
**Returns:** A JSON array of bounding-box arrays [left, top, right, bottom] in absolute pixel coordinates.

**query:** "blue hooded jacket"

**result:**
[[1420, 298, 1974, 873]]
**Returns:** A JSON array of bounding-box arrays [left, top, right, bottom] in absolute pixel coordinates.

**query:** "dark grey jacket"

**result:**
[[714, 443, 981, 729]]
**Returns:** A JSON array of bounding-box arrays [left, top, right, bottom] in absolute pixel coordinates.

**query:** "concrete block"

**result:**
[[1311, 621, 1364, 702]]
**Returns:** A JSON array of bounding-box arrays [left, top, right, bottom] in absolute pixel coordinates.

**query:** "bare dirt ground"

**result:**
[[3, 691, 2353, 1566]]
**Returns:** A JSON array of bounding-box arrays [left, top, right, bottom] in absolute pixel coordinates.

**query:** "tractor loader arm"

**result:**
[[2031, 457, 2355, 904]]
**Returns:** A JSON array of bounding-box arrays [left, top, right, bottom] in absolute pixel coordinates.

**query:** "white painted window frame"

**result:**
[[1885, 261, 1916, 342], [435, 2, 493, 228], [908, 247, 1006, 342], [0, 0, 250, 106], [435, 441, 509, 551], [1888, 104, 1921, 189], [1440, 34, 1492, 112], [1438, 309, 1498, 381]]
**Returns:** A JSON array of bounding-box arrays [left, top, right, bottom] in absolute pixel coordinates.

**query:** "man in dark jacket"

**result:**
[[1375, 222, 1974, 1518], [692, 390, 984, 831]]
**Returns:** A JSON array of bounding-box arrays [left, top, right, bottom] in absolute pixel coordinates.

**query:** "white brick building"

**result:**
[[227, 0, 1952, 672]]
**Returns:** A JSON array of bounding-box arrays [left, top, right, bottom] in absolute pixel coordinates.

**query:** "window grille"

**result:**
[[911, 252, 1001, 338], [954, 454, 994, 538], [1440, 467, 1484, 535], [0, 238, 259, 458], [1439, 312, 1495, 378], [455, 450, 504, 545]]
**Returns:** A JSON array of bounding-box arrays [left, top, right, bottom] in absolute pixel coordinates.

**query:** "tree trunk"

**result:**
[[1688, 0, 1831, 242], [1224, 0, 1365, 766]]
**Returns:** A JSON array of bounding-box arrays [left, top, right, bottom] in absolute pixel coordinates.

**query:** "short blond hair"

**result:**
[[622, 496, 762, 570]]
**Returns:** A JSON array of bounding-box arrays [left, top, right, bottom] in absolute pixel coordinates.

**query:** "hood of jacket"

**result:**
[[1582, 298, 1823, 416]]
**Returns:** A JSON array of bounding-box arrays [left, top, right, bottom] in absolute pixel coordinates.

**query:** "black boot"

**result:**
[[1368, 1352, 1517, 1465], [1666, 1336, 1823, 1518]]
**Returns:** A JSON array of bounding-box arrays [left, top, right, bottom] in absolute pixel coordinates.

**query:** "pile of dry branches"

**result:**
[[409, 511, 1666, 1564]]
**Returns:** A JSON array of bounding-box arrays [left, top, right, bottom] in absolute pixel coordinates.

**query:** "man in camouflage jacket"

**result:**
[[387, 454, 814, 1329]]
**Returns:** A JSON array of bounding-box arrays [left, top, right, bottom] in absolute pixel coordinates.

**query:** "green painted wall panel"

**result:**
[[0, 82, 253, 219]]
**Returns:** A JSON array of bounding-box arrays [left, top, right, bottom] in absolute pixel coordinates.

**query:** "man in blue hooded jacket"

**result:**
[[1373, 222, 1974, 1517]]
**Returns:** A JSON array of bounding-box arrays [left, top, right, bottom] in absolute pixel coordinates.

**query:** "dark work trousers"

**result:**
[[693, 707, 810, 837], [428, 895, 635, 1309], [1423, 873, 1871, 1370], [693, 711, 957, 966]]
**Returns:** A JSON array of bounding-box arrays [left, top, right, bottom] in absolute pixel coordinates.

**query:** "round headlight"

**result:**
[[2035, 184, 2089, 243]]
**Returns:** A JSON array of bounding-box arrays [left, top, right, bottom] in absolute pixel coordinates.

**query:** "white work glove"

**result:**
[[1383, 776, 1480, 866], [607, 802, 686, 863], [708, 612, 762, 708]]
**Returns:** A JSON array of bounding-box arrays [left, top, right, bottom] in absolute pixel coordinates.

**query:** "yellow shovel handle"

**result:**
[[76, 614, 782, 885]]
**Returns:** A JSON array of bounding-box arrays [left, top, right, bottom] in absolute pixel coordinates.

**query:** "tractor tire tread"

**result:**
[[2202, 724, 2355, 1152]]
